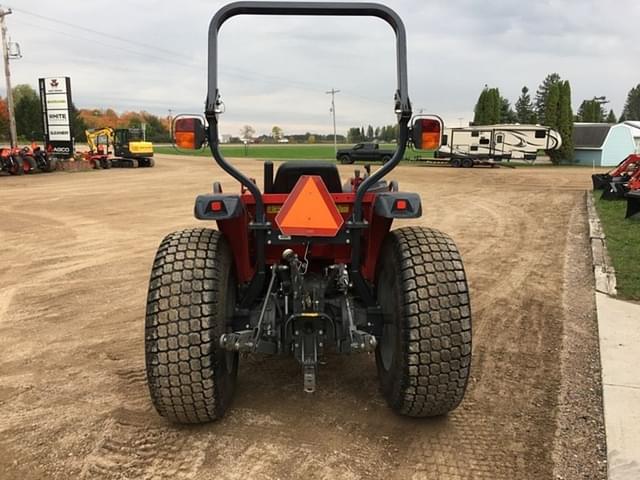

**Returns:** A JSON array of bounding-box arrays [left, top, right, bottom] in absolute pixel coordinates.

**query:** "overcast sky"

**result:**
[[3, 0, 639, 136]]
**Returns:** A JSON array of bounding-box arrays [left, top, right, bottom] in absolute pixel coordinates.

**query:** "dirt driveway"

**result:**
[[0, 156, 606, 479]]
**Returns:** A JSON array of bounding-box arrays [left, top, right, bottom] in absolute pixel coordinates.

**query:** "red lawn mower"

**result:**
[[145, 1, 472, 424]]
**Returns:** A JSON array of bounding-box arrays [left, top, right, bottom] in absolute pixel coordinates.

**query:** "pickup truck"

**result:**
[[336, 143, 395, 164]]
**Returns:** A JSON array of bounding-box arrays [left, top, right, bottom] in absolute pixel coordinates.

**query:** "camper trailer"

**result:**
[[422, 124, 562, 167]]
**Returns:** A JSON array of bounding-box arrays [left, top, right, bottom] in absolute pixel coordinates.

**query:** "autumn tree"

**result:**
[[0, 97, 9, 140]]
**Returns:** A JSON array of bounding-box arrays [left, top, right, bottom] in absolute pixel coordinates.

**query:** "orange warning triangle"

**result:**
[[275, 175, 344, 237]]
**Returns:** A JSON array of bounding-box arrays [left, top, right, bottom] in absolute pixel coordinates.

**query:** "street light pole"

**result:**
[[0, 7, 17, 147], [326, 88, 340, 156]]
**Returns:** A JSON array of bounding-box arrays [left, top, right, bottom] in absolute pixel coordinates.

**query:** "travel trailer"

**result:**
[[423, 124, 562, 167]]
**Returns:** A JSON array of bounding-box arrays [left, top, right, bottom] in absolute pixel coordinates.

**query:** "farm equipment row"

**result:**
[[0, 144, 57, 175], [592, 154, 640, 219]]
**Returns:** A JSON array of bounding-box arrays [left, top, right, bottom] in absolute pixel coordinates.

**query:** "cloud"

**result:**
[[3, 0, 639, 135]]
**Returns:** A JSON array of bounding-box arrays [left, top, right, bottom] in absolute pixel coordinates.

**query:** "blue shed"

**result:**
[[573, 122, 640, 166]]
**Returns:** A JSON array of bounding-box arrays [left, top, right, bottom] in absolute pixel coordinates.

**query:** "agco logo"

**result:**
[[52, 146, 70, 153], [49, 79, 59, 88]]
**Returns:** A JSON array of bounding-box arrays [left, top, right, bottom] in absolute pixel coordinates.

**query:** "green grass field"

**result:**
[[594, 193, 640, 301], [155, 144, 433, 161]]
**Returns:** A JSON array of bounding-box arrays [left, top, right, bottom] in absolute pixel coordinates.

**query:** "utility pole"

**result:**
[[0, 7, 17, 147], [326, 88, 340, 155]]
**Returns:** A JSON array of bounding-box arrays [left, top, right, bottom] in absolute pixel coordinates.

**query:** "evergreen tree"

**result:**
[[621, 84, 640, 121], [500, 97, 517, 123], [13, 84, 43, 140], [473, 86, 503, 125], [473, 87, 489, 125], [347, 127, 361, 143], [366, 125, 374, 141], [543, 82, 560, 128], [606, 109, 617, 123], [515, 86, 536, 124], [69, 102, 87, 142], [488, 88, 501, 124], [535, 73, 561, 121], [556, 80, 574, 163], [577, 98, 606, 122]]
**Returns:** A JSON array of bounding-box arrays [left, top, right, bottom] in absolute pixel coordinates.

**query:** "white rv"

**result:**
[[436, 124, 562, 166]]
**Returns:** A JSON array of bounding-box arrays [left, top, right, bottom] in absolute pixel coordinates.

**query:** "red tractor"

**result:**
[[592, 154, 640, 191], [0, 147, 25, 175], [624, 169, 640, 219], [0, 143, 57, 175], [144, 2, 472, 424], [599, 154, 640, 200]]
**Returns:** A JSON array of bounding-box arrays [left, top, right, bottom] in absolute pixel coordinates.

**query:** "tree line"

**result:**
[[473, 76, 640, 163], [346, 124, 399, 143], [0, 84, 172, 144]]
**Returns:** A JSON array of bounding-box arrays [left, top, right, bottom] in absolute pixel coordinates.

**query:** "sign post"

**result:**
[[39, 76, 74, 157]]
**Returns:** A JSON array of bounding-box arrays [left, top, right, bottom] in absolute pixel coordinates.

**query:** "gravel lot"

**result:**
[[0, 156, 606, 479]]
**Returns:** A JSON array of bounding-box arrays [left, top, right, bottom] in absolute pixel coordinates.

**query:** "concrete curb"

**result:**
[[586, 192, 617, 295]]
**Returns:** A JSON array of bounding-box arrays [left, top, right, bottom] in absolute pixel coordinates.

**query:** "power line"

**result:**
[[11, 6, 183, 57], [12, 18, 201, 71]]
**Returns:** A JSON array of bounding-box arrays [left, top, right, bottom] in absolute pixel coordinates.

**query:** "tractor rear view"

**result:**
[[144, 1, 472, 424]]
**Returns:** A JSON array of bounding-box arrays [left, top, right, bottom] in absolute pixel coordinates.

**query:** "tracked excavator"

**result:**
[[84, 127, 155, 168]]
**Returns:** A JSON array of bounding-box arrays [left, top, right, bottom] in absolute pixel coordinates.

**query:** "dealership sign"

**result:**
[[39, 77, 74, 157]]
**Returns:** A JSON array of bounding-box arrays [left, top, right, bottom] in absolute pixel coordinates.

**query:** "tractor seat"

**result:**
[[272, 161, 342, 193]]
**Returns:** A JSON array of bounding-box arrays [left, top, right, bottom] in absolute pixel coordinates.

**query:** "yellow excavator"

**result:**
[[85, 127, 155, 168]]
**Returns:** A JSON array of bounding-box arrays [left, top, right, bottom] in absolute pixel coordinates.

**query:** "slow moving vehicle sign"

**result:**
[[39, 77, 74, 157]]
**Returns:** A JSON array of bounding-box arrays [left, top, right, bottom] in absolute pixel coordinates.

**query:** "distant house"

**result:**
[[573, 122, 640, 166]]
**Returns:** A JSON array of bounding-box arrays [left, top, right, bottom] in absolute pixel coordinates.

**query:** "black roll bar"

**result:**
[[206, 1, 412, 224]]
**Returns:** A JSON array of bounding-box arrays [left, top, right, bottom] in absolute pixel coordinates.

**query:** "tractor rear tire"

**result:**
[[13, 157, 24, 175], [375, 226, 472, 417], [44, 158, 57, 172], [145, 228, 238, 424], [23, 155, 36, 173]]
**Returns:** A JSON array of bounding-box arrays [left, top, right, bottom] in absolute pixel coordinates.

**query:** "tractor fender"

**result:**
[[194, 194, 245, 220], [374, 192, 422, 219]]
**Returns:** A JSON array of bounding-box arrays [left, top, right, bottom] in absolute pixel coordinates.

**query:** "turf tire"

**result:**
[[145, 228, 238, 424], [375, 226, 472, 417]]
